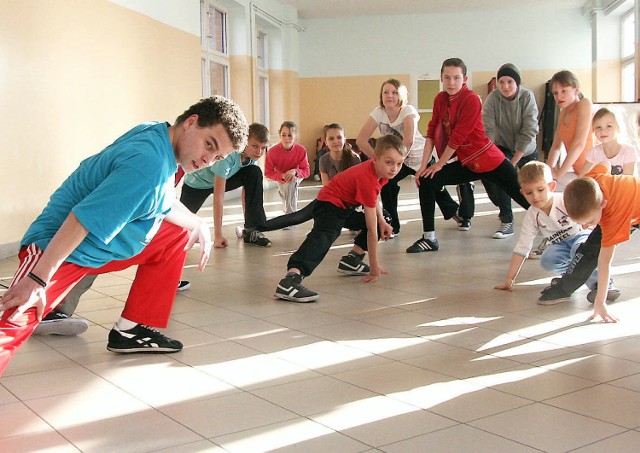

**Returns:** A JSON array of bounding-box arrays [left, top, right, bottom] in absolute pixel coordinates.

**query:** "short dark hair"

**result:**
[[175, 96, 248, 150], [441, 58, 467, 76], [248, 123, 269, 143]]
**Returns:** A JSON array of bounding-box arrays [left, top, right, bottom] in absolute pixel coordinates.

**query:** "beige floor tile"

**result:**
[[534, 350, 640, 381], [161, 392, 298, 438], [546, 384, 640, 428], [0, 401, 53, 438], [470, 403, 626, 452], [252, 375, 379, 416], [212, 417, 368, 453], [380, 424, 540, 453], [571, 430, 640, 452]]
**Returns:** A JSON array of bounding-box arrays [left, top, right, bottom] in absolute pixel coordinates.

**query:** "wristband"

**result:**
[[27, 271, 47, 288]]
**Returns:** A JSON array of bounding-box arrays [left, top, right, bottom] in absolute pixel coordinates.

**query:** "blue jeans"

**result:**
[[540, 231, 597, 290]]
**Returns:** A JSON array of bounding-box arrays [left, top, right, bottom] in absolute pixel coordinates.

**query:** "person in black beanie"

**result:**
[[482, 63, 539, 239]]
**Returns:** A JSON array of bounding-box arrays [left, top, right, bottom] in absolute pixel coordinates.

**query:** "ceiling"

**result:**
[[278, 0, 588, 19]]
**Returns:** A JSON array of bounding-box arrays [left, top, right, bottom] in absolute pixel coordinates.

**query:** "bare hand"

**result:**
[[380, 222, 393, 241], [421, 163, 442, 180], [0, 278, 47, 322], [588, 303, 618, 323], [185, 220, 212, 271], [494, 281, 514, 292], [360, 265, 387, 283], [214, 236, 229, 248], [282, 170, 297, 182]]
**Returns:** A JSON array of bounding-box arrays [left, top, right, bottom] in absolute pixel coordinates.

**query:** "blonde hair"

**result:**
[[379, 79, 408, 108], [518, 161, 553, 185], [374, 134, 406, 157], [564, 177, 603, 220]]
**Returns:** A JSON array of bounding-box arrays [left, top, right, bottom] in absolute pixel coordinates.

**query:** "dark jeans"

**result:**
[[417, 159, 529, 232], [481, 146, 539, 223], [180, 165, 267, 230], [287, 201, 383, 277]]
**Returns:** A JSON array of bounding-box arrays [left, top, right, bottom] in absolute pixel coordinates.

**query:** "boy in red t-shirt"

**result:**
[[563, 162, 640, 323], [274, 135, 405, 303], [408, 58, 530, 253]]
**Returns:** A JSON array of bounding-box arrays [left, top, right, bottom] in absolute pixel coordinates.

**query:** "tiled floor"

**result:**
[[2, 179, 640, 452]]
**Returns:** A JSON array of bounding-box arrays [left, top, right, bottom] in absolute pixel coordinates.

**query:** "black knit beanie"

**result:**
[[497, 63, 521, 86]]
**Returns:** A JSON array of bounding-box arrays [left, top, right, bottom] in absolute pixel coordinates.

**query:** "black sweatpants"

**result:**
[[417, 159, 529, 232]]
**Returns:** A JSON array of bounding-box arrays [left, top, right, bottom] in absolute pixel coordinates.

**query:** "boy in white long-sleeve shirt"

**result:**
[[494, 161, 595, 304]]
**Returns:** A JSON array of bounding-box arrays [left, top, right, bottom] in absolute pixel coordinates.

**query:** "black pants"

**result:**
[[179, 165, 267, 230], [481, 146, 539, 223], [287, 201, 382, 277], [382, 162, 461, 233], [418, 159, 529, 232]]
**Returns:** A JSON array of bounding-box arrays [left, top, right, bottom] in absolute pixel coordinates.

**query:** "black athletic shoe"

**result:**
[[107, 324, 183, 353], [538, 284, 572, 305], [33, 311, 89, 336], [177, 280, 191, 292], [459, 219, 471, 231], [275, 273, 319, 303], [406, 237, 439, 253], [586, 287, 622, 304], [337, 252, 370, 276], [244, 229, 272, 247]]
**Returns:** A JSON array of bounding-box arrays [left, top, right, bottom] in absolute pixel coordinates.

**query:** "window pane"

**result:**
[[210, 60, 228, 96], [258, 76, 268, 124], [622, 62, 636, 102], [257, 31, 267, 69], [622, 13, 635, 58], [207, 6, 226, 54]]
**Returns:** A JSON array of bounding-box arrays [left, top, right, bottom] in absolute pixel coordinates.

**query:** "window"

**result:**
[[621, 10, 636, 102], [201, 1, 229, 97], [256, 29, 269, 126]]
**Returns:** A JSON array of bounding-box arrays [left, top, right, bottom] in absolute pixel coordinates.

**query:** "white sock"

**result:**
[[115, 317, 137, 331], [423, 231, 436, 241]]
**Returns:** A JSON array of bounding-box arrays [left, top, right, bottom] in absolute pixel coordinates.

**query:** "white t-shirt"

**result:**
[[513, 193, 585, 257], [586, 143, 638, 176], [370, 104, 424, 168]]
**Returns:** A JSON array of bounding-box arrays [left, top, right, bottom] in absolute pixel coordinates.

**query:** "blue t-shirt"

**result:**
[[183, 152, 255, 189], [22, 122, 177, 267]]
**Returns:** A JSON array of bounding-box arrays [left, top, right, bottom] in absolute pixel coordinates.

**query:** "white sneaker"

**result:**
[[235, 225, 244, 238], [493, 222, 514, 239], [34, 311, 89, 336]]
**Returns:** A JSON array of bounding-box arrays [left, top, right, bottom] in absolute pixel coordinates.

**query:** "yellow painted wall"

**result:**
[[0, 0, 201, 255], [299, 74, 408, 158], [230, 55, 254, 122], [593, 59, 622, 102]]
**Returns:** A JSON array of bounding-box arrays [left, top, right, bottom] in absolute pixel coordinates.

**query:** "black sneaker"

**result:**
[[586, 287, 622, 304], [177, 280, 191, 292], [538, 284, 572, 305], [33, 311, 89, 336], [493, 222, 514, 239], [107, 324, 183, 353], [244, 229, 272, 247], [337, 252, 370, 276], [406, 237, 439, 253], [459, 219, 471, 231], [275, 273, 319, 303]]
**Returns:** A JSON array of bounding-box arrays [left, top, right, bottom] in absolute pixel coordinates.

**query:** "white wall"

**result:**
[[297, 7, 592, 77]]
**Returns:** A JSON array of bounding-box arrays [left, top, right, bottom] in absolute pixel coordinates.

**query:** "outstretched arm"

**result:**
[[0, 212, 88, 321]]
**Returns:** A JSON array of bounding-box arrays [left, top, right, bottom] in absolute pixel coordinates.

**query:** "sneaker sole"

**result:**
[[107, 345, 182, 354], [537, 296, 571, 306], [337, 268, 369, 276], [33, 319, 90, 336], [274, 292, 319, 303], [458, 227, 470, 231], [493, 233, 514, 239], [177, 281, 191, 292], [244, 242, 272, 247]]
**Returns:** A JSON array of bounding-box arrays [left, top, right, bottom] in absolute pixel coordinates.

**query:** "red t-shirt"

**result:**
[[317, 160, 387, 209], [586, 163, 640, 247]]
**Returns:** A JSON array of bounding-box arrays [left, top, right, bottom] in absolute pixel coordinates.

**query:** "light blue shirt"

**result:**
[[22, 122, 177, 267], [183, 152, 256, 189]]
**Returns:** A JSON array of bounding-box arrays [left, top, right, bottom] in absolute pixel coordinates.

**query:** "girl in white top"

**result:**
[[578, 107, 638, 177], [357, 78, 459, 234]]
